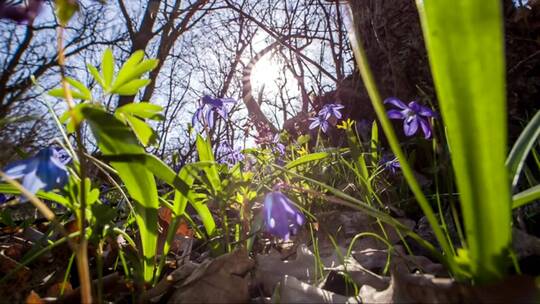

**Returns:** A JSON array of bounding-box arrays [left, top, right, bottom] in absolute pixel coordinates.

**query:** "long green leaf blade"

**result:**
[[81, 107, 158, 282], [507, 110, 540, 188], [416, 0, 511, 281]]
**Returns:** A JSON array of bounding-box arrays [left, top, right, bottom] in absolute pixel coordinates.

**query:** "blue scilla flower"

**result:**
[[217, 142, 244, 167], [380, 153, 400, 174], [0, 0, 43, 24], [309, 115, 329, 133], [385, 97, 436, 139], [2, 147, 70, 195], [263, 191, 305, 240], [319, 103, 344, 120], [192, 95, 236, 129], [272, 134, 285, 156]]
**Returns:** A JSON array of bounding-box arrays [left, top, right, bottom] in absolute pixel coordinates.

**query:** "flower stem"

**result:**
[[57, 26, 92, 303]]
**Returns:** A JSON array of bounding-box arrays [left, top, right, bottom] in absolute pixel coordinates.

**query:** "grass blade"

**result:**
[[507, 110, 540, 188], [416, 0, 511, 282]]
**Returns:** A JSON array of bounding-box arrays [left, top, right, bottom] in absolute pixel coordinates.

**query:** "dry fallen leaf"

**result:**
[[25, 290, 44, 304], [168, 248, 254, 303], [359, 268, 540, 303], [273, 275, 359, 303]]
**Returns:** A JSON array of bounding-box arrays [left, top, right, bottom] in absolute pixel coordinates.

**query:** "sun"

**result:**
[[251, 54, 282, 89], [250, 54, 300, 100]]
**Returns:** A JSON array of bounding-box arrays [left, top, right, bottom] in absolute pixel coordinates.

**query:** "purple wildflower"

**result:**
[[385, 97, 436, 139], [272, 134, 285, 155], [319, 103, 344, 120], [263, 191, 305, 240], [217, 142, 244, 167], [0, 0, 43, 23], [0, 193, 7, 204], [309, 116, 329, 133], [2, 147, 70, 194], [192, 95, 236, 129], [381, 154, 400, 174]]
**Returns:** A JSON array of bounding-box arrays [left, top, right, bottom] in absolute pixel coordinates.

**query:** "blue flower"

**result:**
[[217, 142, 244, 167], [2, 147, 70, 194], [309, 116, 329, 133], [272, 134, 286, 155], [380, 154, 400, 174], [0, 0, 43, 23], [319, 103, 344, 120], [263, 191, 305, 240], [192, 95, 236, 129], [385, 98, 436, 139]]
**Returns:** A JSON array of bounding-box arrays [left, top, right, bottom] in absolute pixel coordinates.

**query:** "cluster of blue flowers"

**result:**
[[217, 142, 244, 167], [309, 103, 344, 133]]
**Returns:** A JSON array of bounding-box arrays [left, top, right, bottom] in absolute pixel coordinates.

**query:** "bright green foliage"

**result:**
[[82, 106, 159, 283], [87, 48, 158, 96], [55, 0, 79, 26], [196, 135, 222, 194], [110, 51, 158, 95], [49, 77, 93, 100], [115, 103, 164, 146], [416, 0, 511, 282], [507, 110, 540, 189]]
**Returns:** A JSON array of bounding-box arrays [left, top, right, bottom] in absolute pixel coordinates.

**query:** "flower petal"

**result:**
[[309, 118, 320, 129], [419, 118, 432, 139], [321, 120, 329, 133], [21, 167, 46, 194], [387, 109, 405, 119], [384, 97, 407, 109], [3, 158, 36, 179], [418, 105, 436, 118], [404, 116, 419, 136]]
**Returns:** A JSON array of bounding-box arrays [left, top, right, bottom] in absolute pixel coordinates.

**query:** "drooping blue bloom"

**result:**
[[2, 147, 70, 194], [272, 134, 286, 156], [385, 98, 436, 139], [217, 142, 244, 167], [309, 115, 330, 133], [381, 154, 400, 174], [0, 0, 42, 23], [192, 95, 236, 129], [319, 103, 345, 120], [263, 191, 305, 240], [0, 194, 7, 204]]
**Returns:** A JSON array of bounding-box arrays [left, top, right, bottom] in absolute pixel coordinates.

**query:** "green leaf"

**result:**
[[48, 77, 92, 100], [122, 114, 157, 147], [102, 48, 115, 89], [507, 110, 540, 189], [112, 79, 151, 96], [196, 135, 221, 194], [87, 64, 105, 88], [112, 51, 158, 91], [416, 0, 511, 282], [0, 184, 70, 207], [59, 103, 89, 133], [116, 103, 164, 121], [512, 184, 540, 209], [55, 0, 79, 26], [81, 106, 158, 283], [285, 152, 329, 169], [371, 121, 379, 165], [100, 153, 216, 237]]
